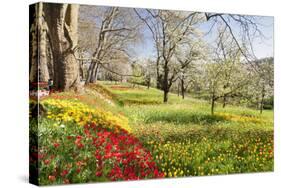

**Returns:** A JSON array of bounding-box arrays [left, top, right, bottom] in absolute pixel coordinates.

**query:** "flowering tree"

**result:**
[[135, 9, 204, 102]]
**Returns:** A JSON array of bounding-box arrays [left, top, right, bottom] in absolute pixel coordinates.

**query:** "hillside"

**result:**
[[31, 82, 273, 184]]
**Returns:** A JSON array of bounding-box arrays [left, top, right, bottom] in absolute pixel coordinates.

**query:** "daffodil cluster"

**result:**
[[136, 123, 273, 178], [215, 112, 265, 124], [41, 99, 131, 132]]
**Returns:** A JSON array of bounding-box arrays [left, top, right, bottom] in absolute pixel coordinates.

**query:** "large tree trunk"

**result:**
[[29, 8, 38, 83], [46, 37, 54, 79], [44, 3, 81, 91], [30, 2, 50, 83], [38, 2, 49, 82]]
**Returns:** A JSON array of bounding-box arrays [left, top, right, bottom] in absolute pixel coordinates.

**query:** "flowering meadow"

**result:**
[[30, 83, 274, 185], [30, 95, 163, 185], [105, 82, 274, 177]]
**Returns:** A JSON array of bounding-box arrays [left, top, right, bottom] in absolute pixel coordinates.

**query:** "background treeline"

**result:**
[[29, 2, 273, 114]]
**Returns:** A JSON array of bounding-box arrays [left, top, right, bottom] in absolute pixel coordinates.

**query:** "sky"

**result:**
[[135, 13, 274, 60], [250, 16, 274, 58]]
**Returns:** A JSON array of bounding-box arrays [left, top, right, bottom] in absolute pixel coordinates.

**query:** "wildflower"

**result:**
[[61, 170, 69, 177], [95, 171, 102, 177], [76, 143, 84, 149], [44, 159, 50, 165], [53, 143, 60, 148], [63, 179, 69, 184], [48, 175, 56, 182], [60, 124, 65, 128]]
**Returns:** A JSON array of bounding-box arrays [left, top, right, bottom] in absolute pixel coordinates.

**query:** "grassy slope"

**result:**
[[100, 81, 273, 127], [99, 81, 273, 176], [50, 81, 273, 177]]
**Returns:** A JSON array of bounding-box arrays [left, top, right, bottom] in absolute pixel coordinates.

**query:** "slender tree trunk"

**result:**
[[79, 60, 84, 80], [91, 63, 100, 83], [222, 94, 227, 108], [260, 86, 265, 114], [163, 90, 168, 103], [163, 62, 169, 103], [156, 56, 162, 89], [211, 93, 216, 115], [44, 3, 81, 91], [181, 79, 185, 99], [85, 60, 95, 84], [177, 81, 180, 97], [86, 60, 100, 84], [147, 78, 151, 89]]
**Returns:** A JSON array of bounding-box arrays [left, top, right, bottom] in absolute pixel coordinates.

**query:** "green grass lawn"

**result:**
[[99, 81, 274, 177], [34, 81, 273, 184]]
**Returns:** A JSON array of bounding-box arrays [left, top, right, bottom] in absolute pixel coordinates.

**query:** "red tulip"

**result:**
[[61, 170, 68, 177], [63, 179, 70, 184], [53, 143, 60, 148], [95, 171, 102, 177], [48, 175, 56, 182]]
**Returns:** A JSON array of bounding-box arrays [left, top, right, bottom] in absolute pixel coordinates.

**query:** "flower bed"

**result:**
[[30, 97, 164, 185], [32, 120, 163, 185], [134, 123, 274, 177], [41, 99, 131, 132], [215, 112, 266, 124]]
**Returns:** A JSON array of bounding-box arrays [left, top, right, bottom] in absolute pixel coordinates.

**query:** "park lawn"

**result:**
[[100, 81, 274, 177], [32, 82, 273, 184]]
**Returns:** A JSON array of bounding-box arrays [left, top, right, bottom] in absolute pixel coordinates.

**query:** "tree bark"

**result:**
[[163, 62, 169, 103], [211, 93, 216, 115], [147, 78, 151, 89], [79, 60, 84, 80], [181, 79, 185, 99], [86, 61, 100, 84], [222, 94, 227, 108], [92, 63, 100, 83], [44, 3, 81, 91], [156, 57, 162, 89], [29, 6, 38, 83], [163, 90, 169, 103], [177, 81, 180, 97], [86, 60, 95, 84], [260, 85, 265, 114], [38, 2, 49, 82]]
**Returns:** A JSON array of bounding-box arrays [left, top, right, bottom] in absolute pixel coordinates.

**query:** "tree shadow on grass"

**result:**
[[144, 112, 227, 125]]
